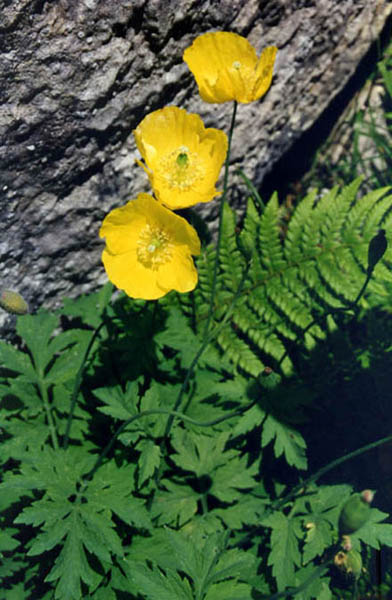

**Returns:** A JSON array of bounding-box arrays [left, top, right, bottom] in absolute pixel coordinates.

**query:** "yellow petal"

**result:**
[[99, 193, 201, 300], [157, 249, 198, 293], [102, 248, 167, 299], [100, 202, 144, 255], [133, 106, 227, 209], [139, 195, 201, 254], [253, 46, 278, 100], [134, 107, 206, 164], [183, 31, 277, 104]]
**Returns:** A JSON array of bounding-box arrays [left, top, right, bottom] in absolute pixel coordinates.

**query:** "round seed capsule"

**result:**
[[0, 290, 29, 315]]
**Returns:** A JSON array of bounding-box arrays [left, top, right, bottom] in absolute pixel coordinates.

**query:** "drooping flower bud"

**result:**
[[338, 490, 374, 535], [0, 290, 29, 315], [367, 229, 388, 275], [346, 549, 363, 579], [334, 549, 363, 580]]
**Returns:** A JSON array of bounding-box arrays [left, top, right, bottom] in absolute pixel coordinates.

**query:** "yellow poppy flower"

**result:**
[[183, 31, 277, 104], [99, 193, 201, 300], [133, 106, 228, 210]]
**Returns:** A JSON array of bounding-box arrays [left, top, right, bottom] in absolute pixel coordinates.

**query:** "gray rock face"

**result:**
[[0, 0, 391, 333]]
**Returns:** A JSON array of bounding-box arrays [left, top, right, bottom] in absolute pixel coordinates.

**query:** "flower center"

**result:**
[[176, 152, 189, 167], [137, 224, 173, 269], [158, 145, 205, 191]]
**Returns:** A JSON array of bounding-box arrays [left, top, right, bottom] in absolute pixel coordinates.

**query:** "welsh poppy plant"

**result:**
[[183, 31, 277, 104], [99, 193, 201, 300], [133, 106, 228, 210]]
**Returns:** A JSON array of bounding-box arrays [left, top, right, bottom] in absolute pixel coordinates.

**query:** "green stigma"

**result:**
[[147, 236, 164, 253], [176, 152, 189, 167]]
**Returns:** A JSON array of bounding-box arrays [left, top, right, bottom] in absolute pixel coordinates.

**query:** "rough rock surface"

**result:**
[[0, 0, 391, 333]]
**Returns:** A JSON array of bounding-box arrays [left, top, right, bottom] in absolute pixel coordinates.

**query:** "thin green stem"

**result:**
[[278, 268, 373, 370], [200, 494, 208, 515], [162, 101, 238, 441], [198, 530, 231, 600], [279, 229, 387, 369], [80, 404, 250, 491], [161, 337, 211, 439], [63, 321, 106, 449], [38, 375, 59, 450], [235, 167, 265, 210], [350, 270, 371, 307], [236, 431, 392, 559], [162, 255, 250, 441], [202, 100, 237, 341], [352, 577, 359, 600], [273, 432, 392, 512]]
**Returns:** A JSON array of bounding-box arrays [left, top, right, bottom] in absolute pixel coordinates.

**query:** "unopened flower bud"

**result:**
[[341, 535, 352, 551], [258, 367, 282, 390], [346, 549, 363, 579], [367, 229, 388, 275], [361, 489, 375, 504], [0, 290, 29, 315], [334, 550, 346, 569], [338, 490, 373, 535]]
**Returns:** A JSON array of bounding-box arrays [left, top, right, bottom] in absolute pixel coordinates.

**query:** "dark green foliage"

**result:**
[[189, 179, 392, 377], [2, 181, 392, 599], [0, 290, 266, 599]]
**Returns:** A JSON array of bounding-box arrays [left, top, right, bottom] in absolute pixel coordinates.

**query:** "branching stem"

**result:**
[[162, 101, 238, 440], [63, 321, 106, 449], [80, 404, 251, 491]]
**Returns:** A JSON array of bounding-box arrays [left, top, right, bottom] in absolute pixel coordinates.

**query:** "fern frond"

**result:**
[[219, 202, 246, 291], [193, 179, 392, 377], [258, 193, 286, 272], [217, 326, 264, 377]]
